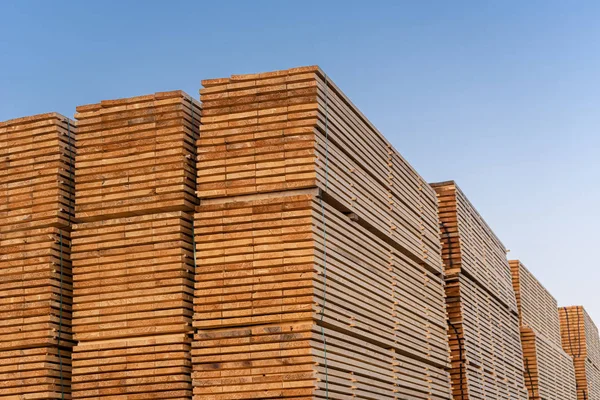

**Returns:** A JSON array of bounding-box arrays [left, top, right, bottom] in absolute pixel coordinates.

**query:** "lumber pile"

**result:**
[[70, 91, 200, 399], [560, 306, 600, 400], [432, 181, 528, 400], [192, 66, 453, 399], [0, 113, 76, 399], [510, 260, 577, 400]]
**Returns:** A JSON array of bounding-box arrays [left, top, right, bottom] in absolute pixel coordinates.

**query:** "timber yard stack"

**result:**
[[560, 306, 600, 400], [432, 181, 529, 400], [70, 91, 200, 399], [510, 260, 577, 400], [0, 113, 76, 399], [3, 66, 600, 400], [192, 66, 453, 399]]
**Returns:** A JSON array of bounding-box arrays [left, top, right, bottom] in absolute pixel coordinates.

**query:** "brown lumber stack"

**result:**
[[432, 181, 528, 400], [560, 306, 600, 400], [192, 66, 453, 399], [0, 113, 76, 399], [71, 92, 200, 399], [510, 260, 577, 400]]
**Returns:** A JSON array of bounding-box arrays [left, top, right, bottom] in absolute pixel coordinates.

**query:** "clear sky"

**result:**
[[2, 1, 599, 322]]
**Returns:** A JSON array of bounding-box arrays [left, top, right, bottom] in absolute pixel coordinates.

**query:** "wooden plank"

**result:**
[[0, 113, 74, 399], [433, 181, 529, 400], [559, 305, 600, 400], [511, 260, 578, 399], [197, 68, 442, 277], [69, 92, 200, 398], [74, 91, 200, 222]]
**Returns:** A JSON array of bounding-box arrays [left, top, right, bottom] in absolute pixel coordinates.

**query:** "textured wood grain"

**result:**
[[560, 306, 600, 400], [193, 66, 452, 400], [511, 260, 577, 400], [70, 92, 200, 398], [0, 113, 75, 399], [433, 181, 528, 400]]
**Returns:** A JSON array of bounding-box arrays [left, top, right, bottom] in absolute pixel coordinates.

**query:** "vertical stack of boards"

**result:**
[[560, 306, 600, 400], [432, 181, 529, 400], [70, 92, 200, 399], [0, 114, 76, 399], [0, 65, 599, 400], [193, 66, 453, 399], [510, 260, 577, 399]]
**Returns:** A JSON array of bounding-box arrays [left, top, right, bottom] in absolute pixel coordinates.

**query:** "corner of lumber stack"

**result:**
[[193, 66, 453, 399], [559, 305, 600, 400], [431, 180, 529, 400], [0, 112, 76, 399], [510, 259, 577, 400], [70, 91, 201, 399]]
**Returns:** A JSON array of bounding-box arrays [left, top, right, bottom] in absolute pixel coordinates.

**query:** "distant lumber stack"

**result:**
[[432, 181, 529, 400], [192, 66, 453, 399], [560, 306, 600, 400], [70, 92, 200, 399], [0, 113, 76, 399], [510, 260, 577, 400]]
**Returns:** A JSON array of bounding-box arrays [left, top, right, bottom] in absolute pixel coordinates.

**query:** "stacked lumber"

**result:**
[[74, 91, 199, 221], [196, 65, 442, 276], [192, 66, 453, 399], [560, 306, 600, 400], [71, 91, 200, 399], [432, 181, 528, 400], [0, 113, 76, 399], [510, 260, 577, 400]]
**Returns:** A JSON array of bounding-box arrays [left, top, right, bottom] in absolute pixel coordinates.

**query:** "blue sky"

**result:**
[[1, 1, 599, 322]]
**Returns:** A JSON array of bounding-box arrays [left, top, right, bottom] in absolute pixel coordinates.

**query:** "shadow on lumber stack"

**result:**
[[0, 113, 76, 399], [192, 66, 453, 399], [510, 260, 577, 400], [559, 306, 600, 400], [70, 92, 200, 399], [431, 181, 529, 400]]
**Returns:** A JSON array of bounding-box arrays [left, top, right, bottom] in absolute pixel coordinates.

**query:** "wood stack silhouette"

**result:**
[[432, 181, 529, 400], [510, 260, 577, 400], [70, 91, 200, 399], [560, 306, 600, 400], [0, 113, 76, 399], [192, 66, 453, 399]]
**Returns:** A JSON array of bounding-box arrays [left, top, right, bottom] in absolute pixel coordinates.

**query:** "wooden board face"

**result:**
[[74, 91, 200, 222], [71, 334, 192, 399], [71, 212, 195, 342], [433, 182, 517, 313], [194, 192, 450, 365], [560, 306, 600, 400], [69, 92, 200, 399], [0, 346, 71, 399], [194, 66, 454, 400], [0, 227, 73, 350], [510, 260, 578, 399], [520, 326, 578, 400], [433, 181, 529, 400], [0, 113, 75, 399], [192, 191, 452, 398], [198, 68, 443, 277], [510, 260, 563, 347], [0, 113, 75, 233], [192, 322, 452, 400], [448, 274, 528, 400]]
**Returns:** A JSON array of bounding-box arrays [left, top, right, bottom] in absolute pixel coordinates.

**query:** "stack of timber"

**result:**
[[432, 181, 529, 400], [510, 260, 577, 400], [560, 306, 600, 400], [71, 91, 200, 399], [192, 66, 453, 399], [0, 113, 76, 399]]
